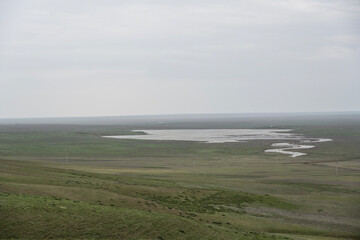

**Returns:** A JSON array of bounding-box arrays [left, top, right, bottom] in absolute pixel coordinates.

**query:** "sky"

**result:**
[[0, 0, 359, 118]]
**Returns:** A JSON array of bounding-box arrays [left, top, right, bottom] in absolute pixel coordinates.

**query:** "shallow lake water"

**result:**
[[103, 129, 332, 157]]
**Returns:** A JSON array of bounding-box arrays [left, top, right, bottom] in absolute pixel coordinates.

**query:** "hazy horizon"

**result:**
[[1, 0, 359, 118], [1, 110, 360, 120]]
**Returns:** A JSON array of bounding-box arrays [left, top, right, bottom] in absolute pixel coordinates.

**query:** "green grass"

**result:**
[[0, 115, 359, 239], [1, 192, 250, 240]]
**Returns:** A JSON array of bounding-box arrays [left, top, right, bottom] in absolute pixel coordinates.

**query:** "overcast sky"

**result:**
[[0, 0, 359, 118]]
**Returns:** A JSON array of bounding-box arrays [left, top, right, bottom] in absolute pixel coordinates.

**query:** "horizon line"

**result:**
[[1, 110, 360, 120]]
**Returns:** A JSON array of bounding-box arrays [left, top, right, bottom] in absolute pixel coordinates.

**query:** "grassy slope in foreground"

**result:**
[[0, 113, 359, 239]]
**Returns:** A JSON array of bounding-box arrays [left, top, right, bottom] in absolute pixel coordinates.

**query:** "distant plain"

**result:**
[[0, 113, 359, 239]]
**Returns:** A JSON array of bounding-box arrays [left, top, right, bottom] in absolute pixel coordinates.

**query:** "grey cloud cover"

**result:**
[[0, 0, 359, 118]]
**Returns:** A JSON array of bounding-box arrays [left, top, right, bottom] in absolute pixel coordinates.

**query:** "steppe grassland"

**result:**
[[0, 115, 359, 239]]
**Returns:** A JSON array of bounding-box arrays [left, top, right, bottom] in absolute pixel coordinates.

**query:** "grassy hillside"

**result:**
[[0, 114, 359, 239]]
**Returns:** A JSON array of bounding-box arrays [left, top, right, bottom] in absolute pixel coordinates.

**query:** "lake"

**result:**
[[103, 129, 332, 157]]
